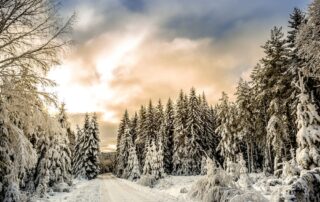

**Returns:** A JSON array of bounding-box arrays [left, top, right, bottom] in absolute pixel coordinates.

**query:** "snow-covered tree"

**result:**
[[73, 125, 85, 178], [124, 139, 140, 181], [236, 79, 256, 172], [296, 76, 320, 169], [173, 90, 188, 175], [143, 141, 153, 175], [130, 113, 138, 144], [216, 92, 239, 167], [82, 113, 100, 179], [146, 101, 157, 144], [161, 98, 175, 174], [135, 106, 148, 170], [184, 88, 203, 175], [73, 113, 100, 180], [115, 111, 127, 176], [58, 103, 75, 159], [0, 104, 19, 201], [200, 93, 216, 159], [152, 137, 165, 179]]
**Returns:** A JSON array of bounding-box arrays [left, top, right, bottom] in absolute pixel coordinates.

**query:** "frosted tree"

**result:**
[[161, 98, 175, 174], [155, 100, 164, 142], [216, 92, 238, 168], [82, 113, 100, 179], [296, 0, 320, 77], [34, 134, 50, 197], [296, 75, 320, 169], [130, 113, 138, 144], [173, 90, 188, 175], [135, 106, 147, 170], [73, 125, 85, 177], [58, 103, 75, 159], [143, 141, 153, 175], [146, 101, 157, 144], [266, 99, 290, 176], [0, 103, 19, 201], [185, 88, 203, 175], [152, 137, 165, 179], [200, 93, 216, 159], [124, 140, 140, 181], [255, 26, 291, 173], [115, 110, 130, 177], [236, 78, 256, 172]]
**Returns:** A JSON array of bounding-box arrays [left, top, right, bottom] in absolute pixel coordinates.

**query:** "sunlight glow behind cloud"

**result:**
[[49, 0, 310, 151]]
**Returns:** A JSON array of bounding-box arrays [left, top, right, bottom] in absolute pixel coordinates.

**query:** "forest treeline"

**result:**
[[114, 2, 320, 182]]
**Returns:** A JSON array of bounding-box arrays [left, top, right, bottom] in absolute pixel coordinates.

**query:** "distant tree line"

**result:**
[[115, 3, 320, 180]]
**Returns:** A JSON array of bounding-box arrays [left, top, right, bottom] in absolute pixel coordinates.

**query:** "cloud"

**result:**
[[51, 0, 310, 151]]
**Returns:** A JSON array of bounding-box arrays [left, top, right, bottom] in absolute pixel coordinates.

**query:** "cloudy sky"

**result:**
[[49, 0, 309, 152]]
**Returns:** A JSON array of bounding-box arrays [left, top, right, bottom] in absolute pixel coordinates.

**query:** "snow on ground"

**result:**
[[154, 175, 202, 201], [41, 172, 290, 202], [43, 173, 185, 202]]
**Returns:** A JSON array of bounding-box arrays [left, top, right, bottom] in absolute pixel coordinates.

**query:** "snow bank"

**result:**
[[275, 168, 320, 202]]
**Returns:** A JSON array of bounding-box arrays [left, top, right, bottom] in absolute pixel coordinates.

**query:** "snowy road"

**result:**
[[47, 173, 181, 202]]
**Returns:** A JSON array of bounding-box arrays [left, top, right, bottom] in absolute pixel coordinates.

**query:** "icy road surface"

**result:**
[[47, 173, 182, 202]]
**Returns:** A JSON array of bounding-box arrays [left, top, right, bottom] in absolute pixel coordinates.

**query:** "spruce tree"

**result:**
[[73, 125, 85, 178], [136, 106, 147, 170], [185, 87, 203, 175], [216, 92, 239, 168], [236, 79, 256, 172], [125, 142, 141, 181], [296, 0, 320, 107], [296, 75, 320, 169], [130, 113, 138, 144], [143, 141, 153, 175], [162, 98, 175, 174], [153, 137, 165, 179], [115, 111, 130, 177], [173, 90, 188, 175], [146, 101, 157, 144]]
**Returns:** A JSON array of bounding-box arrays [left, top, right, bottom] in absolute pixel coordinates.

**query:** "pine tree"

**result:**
[[130, 113, 138, 144], [216, 93, 236, 166], [161, 98, 175, 174], [296, 75, 320, 169], [254, 26, 291, 173], [155, 99, 165, 142], [200, 93, 216, 159], [266, 99, 290, 177], [73, 113, 100, 180], [285, 7, 306, 162], [0, 104, 19, 201], [185, 87, 203, 175], [83, 113, 100, 179], [125, 142, 141, 181], [34, 135, 50, 197], [143, 141, 153, 175], [153, 137, 165, 179], [235, 79, 256, 172], [135, 106, 147, 170], [296, 0, 320, 108], [173, 90, 188, 175], [115, 110, 130, 177], [146, 101, 157, 144], [58, 103, 75, 162], [73, 125, 85, 178]]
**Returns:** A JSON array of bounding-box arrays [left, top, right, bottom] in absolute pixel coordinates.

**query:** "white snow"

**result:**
[[44, 173, 184, 202]]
